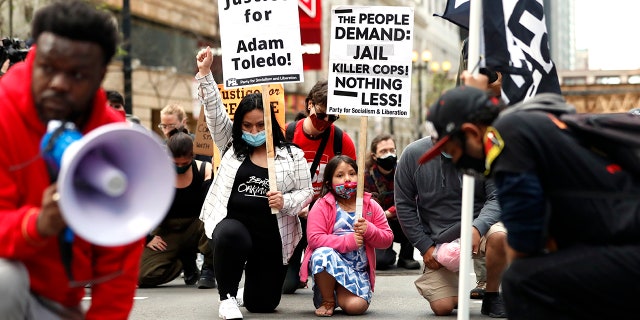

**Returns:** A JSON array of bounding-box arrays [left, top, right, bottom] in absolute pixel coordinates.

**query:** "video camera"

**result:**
[[1, 38, 30, 69]]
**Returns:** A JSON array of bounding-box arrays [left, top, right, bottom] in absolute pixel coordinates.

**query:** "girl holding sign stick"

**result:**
[[300, 155, 393, 316], [195, 47, 313, 319]]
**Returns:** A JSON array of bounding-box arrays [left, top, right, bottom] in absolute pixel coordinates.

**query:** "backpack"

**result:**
[[285, 119, 343, 156], [503, 94, 640, 178], [286, 119, 343, 180]]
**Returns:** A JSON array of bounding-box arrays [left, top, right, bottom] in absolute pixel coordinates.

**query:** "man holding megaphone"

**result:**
[[0, 2, 161, 319]]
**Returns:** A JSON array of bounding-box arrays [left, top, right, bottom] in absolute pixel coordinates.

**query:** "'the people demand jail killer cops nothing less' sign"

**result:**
[[218, 0, 305, 88], [327, 6, 414, 118]]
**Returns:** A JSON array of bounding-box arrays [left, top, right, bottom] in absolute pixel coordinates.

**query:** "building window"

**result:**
[[628, 75, 640, 84], [595, 76, 621, 85], [127, 19, 200, 74], [562, 77, 586, 85]]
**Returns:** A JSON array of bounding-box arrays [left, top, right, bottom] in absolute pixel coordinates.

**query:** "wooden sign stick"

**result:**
[[261, 85, 279, 214], [355, 116, 368, 220]]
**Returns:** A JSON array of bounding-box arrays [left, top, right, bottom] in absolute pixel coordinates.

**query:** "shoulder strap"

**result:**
[[285, 144, 294, 160], [333, 126, 343, 155], [287, 119, 333, 177], [500, 93, 575, 118], [369, 167, 387, 204], [310, 130, 331, 179], [221, 140, 233, 158], [286, 120, 298, 142], [198, 160, 206, 177]]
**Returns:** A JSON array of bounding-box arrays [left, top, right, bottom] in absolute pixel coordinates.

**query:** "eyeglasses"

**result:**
[[157, 123, 179, 130], [312, 104, 339, 123], [377, 148, 397, 155]]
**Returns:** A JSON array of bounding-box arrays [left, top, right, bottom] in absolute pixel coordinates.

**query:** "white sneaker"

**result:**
[[219, 294, 243, 319], [236, 287, 244, 307]]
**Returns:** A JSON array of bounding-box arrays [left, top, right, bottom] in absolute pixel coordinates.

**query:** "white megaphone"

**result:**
[[56, 122, 175, 247]]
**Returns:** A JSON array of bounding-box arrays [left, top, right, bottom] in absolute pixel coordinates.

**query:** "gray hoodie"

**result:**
[[395, 137, 501, 256]]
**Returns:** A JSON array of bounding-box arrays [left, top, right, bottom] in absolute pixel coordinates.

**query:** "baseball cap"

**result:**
[[419, 86, 496, 164]]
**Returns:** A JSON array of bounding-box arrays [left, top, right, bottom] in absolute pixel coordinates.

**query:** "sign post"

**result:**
[[327, 5, 414, 218]]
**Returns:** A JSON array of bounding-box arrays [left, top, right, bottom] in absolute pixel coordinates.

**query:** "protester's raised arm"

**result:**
[[196, 46, 213, 77], [194, 47, 233, 152]]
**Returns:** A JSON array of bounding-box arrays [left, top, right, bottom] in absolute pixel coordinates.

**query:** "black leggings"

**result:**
[[210, 218, 287, 313]]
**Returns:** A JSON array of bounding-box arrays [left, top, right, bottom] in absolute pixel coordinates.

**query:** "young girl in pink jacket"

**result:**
[[300, 155, 393, 317]]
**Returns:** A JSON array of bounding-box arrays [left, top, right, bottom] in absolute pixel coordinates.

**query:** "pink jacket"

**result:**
[[300, 192, 393, 291]]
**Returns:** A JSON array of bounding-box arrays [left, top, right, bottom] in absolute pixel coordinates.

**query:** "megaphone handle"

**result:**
[[58, 228, 75, 281], [64, 227, 74, 243]]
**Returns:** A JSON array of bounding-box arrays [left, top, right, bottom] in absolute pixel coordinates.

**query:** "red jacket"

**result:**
[[0, 49, 142, 319]]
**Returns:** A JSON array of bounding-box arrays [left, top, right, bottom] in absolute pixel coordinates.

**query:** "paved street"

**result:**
[[119, 265, 490, 320]]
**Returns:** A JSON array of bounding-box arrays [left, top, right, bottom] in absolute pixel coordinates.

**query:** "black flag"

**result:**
[[434, 0, 470, 30], [483, 0, 561, 105]]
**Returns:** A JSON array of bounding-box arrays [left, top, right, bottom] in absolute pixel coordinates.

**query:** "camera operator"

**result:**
[[0, 59, 8, 77], [0, 38, 30, 76]]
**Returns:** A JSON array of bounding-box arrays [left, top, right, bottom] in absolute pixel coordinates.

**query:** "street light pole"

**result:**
[[123, 0, 133, 114], [417, 64, 423, 140], [412, 50, 431, 140], [431, 61, 452, 99]]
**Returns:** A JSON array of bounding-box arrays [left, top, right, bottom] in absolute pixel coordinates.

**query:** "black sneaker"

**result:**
[[397, 258, 420, 270], [183, 270, 199, 285], [197, 267, 216, 289], [182, 258, 199, 285], [481, 293, 507, 318]]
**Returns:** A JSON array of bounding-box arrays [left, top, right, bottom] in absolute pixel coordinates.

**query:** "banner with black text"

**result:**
[[483, 0, 561, 105], [218, 0, 304, 88], [327, 6, 414, 118]]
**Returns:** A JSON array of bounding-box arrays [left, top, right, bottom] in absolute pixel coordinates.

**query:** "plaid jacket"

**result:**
[[196, 73, 313, 264]]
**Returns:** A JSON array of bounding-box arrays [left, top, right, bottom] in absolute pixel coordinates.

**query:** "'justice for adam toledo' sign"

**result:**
[[218, 0, 304, 88]]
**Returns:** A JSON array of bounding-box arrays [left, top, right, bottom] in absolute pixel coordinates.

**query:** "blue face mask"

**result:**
[[334, 181, 357, 199], [242, 130, 266, 147], [441, 151, 453, 159]]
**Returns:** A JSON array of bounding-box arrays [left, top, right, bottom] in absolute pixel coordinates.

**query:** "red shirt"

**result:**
[[290, 121, 357, 199], [0, 49, 142, 319]]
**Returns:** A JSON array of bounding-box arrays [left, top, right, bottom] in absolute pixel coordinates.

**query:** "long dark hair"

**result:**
[[231, 92, 288, 158], [321, 155, 358, 197]]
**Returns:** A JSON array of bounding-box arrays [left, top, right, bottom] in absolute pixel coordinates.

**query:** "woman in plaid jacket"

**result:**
[[195, 47, 313, 320]]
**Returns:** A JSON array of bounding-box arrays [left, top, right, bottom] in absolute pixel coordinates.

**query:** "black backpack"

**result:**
[[285, 119, 343, 179], [503, 94, 640, 178]]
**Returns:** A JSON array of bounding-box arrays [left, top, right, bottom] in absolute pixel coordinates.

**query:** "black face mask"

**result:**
[[454, 153, 486, 174], [452, 132, 486, 175], [376, 154, 397, 171]]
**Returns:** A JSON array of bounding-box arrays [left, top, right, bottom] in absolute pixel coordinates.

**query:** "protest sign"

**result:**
[[193, 84, 286, 173], [218, 84, 286, 126], [218, 0, 305, 88], [327, 5, 414, 218], [327, 6, 414, 118], [194, 105, 214, 157]]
